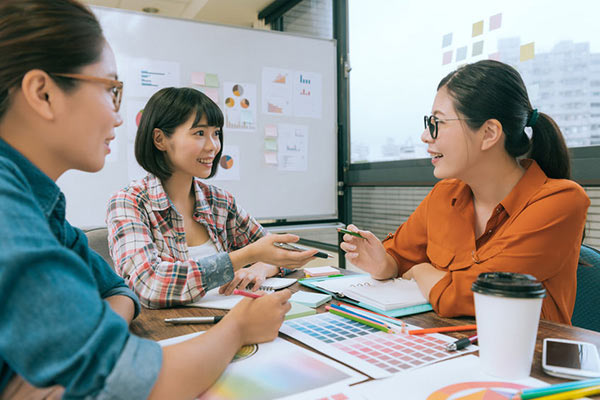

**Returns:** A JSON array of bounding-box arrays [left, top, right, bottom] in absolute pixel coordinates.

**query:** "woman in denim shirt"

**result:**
[[0, 1, 301, 398]]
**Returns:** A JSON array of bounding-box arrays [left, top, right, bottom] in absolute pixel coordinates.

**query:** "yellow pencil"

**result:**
[[531, 385, 600, 400]]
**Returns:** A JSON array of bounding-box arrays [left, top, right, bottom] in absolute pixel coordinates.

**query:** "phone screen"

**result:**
[[546, 341, 600, 370]]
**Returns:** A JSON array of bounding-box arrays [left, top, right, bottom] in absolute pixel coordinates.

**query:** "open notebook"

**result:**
[[312, 275, 428, 311]]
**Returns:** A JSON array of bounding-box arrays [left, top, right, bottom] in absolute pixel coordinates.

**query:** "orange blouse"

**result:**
[[383, 160, 590, 324]]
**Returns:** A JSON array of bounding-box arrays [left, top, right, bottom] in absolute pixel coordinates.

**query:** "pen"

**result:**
[[164, 316, 223, 324], [233, 289, 264, 299], [445, 334, 478, 351], [408, 324, 477, 335], [273, 242, 333, 259], [337, 228, 365, 239]]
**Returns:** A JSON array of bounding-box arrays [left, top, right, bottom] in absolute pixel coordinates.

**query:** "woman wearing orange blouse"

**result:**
[[341, 60, 590, 325]]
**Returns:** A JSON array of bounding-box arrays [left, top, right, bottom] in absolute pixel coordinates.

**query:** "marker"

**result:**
[[408, 324, 477, 335], [446, 335, 478, 351], [233, 289, 264, 299], [337, 228, 365, 239], [164, 316, 223, 324], [273, 242, 333, 259]]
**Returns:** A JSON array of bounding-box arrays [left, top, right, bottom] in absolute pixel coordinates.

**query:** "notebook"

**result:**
[[186, 277, 299, 310], [300, 274, 432, 315], [290, 291, 332, 308]]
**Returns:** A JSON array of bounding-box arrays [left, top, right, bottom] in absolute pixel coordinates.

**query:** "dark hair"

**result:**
[[0, 0, 104, 119], [438, 60, 570, 179], [135, 87, 224, 181]]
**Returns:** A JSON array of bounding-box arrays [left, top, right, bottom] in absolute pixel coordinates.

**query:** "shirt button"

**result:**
[[488, 229, 493, 234]]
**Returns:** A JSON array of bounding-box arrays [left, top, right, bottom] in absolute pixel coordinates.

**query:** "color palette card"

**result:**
[[290, 291, 332, 308], [351, 355, 548, 399], [159, 334, 367, 400], [280, 313, 477, 379]]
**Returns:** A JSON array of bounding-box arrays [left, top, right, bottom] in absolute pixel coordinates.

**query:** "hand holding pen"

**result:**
[[339, 224, 393, 277]]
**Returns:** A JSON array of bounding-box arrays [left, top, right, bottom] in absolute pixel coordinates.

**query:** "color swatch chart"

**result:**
[[280, 313, 476, 379]]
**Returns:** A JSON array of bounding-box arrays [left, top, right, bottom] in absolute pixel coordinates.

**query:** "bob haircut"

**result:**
[[135, 87, 224, 181]]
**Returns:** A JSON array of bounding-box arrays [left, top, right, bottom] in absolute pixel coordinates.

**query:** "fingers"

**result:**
[[270, 288, 292, 303], [271, 233, 300, 243], [339, 241, 356, 252]]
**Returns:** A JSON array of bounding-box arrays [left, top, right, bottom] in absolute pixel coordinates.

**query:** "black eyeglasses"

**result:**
[[423, 115, 476, 139], [51, 73, 123, 112]]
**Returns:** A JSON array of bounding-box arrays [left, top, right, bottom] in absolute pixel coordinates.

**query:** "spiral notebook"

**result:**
[[299, 274, 432, 317]]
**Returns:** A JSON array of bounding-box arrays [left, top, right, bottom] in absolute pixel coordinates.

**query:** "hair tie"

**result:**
[[526, 109, 539, 127]]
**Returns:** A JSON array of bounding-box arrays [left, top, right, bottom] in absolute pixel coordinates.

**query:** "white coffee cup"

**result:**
[[472, 272, 546, 379]]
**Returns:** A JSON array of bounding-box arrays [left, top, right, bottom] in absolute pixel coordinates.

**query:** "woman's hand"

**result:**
[[218, 262, 278, 295], [339, 224, 398, 279], [231, 233, 318, 270]]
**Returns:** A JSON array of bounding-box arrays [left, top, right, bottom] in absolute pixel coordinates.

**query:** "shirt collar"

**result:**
[[500, 159, 547, 217], [450, 159, 547, 216], [145, 174, 213, 217], [0, 137, 61, 218]]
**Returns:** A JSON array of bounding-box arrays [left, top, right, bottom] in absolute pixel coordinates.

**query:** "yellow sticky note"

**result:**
[[205, 73, 219, 88], [472, 20, 484, 37], [264, 137, 277, 151], [520, 42, 535, 62]]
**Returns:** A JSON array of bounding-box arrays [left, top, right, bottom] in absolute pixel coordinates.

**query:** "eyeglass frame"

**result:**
[[51, 73, 123, 112], [423, 115, 479, 139]]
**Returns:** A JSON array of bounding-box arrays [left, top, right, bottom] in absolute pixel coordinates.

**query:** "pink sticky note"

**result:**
[[265, 125, 278, 137], [442, 50, 453, 65], [191, 72, 205, 86], [201, 87, 219, 104], [264, 151, 277, 165], [490, 13, 502, 31]]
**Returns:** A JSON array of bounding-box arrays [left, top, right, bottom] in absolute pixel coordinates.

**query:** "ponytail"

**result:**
[[529, 112, 570, 179]]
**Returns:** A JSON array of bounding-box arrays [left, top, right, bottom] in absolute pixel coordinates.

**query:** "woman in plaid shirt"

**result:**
[[107, 87, 316, 309]]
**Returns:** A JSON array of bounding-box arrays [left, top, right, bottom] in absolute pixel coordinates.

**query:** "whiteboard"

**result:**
[[57, 6, 337, 228]]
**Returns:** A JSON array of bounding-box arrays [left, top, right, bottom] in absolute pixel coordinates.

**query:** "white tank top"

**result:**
[[187, 239, 219, 260]]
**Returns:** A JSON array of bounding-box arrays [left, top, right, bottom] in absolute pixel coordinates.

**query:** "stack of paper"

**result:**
[[304, 266, 340, 277], [290, 291, 332, 308]]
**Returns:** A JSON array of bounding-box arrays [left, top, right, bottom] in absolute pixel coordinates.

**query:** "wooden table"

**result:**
[[130, 270, 600, 394]]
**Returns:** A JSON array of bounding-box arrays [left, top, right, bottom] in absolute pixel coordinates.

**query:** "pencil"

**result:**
[[519, 385, 600, 400], [328, 304, 393, 329], [515, 378, 600, 399], [326, 306, 396, 333], [408, 324, 477, 335], [233, 289, 263, 299]]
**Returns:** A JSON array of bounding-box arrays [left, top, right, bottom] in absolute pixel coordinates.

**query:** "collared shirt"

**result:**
[[383, 160, 590, 325], [0, 138, 161, 399], [106, 174, 265, 309]]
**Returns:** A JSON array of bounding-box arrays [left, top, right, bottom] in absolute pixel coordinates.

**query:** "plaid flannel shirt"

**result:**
[[106, 174, 265, 308]]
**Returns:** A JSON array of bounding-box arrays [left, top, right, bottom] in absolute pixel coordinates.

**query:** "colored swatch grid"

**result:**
[[281, 313, 475, 379]]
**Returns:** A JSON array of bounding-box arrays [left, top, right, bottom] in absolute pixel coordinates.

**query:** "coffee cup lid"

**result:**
[[472, 272, 546, 298]]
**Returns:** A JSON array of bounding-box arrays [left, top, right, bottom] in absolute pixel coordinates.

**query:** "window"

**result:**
[[349, 1, 600, 163]]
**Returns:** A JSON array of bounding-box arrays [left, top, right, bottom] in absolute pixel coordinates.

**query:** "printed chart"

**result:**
[[280, 313, 476, 379]]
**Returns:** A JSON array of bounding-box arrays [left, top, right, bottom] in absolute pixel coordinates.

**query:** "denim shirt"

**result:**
[[0, 138, 162, 399]]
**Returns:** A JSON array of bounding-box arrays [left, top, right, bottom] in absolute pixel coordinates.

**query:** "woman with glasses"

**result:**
[[106, 87, 317, 309], [0, 1, 293, 399], [341, 60, 589, 325]]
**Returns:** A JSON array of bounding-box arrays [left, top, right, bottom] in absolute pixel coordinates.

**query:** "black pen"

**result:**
[[273, 242, 333, 259], [446, 334, 478, 351], [164, 316, 223, 325]]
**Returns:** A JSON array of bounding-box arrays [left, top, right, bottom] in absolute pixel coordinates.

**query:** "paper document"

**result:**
[[314, 275, 427, 311]]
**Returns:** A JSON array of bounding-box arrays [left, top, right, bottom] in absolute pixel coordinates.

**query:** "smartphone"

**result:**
[[542, 338, 600, 379], [273, 242, 331, 259], [337, 228, 365, 239]]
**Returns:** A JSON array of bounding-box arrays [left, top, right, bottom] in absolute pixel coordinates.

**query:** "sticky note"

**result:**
[[191, 71, 205, 86], [290, 292, 332, 308], [520, 42, 535, 62], [264, 137, 277, 151], [285, 302, 316, 320], [472, 41, 484, 56], [442, 50, 453, 65], [472, 20, 484, 37], [265, 151, 277, 165], [265, 124, 278, 137], [456, 46, 468, 62], [205, 73, 219, 88], [490, 13, 502, 31], [442, 33, 453, 48]]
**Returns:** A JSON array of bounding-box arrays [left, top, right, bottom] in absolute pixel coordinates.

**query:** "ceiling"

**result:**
[[82, 0, 275, 28]]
